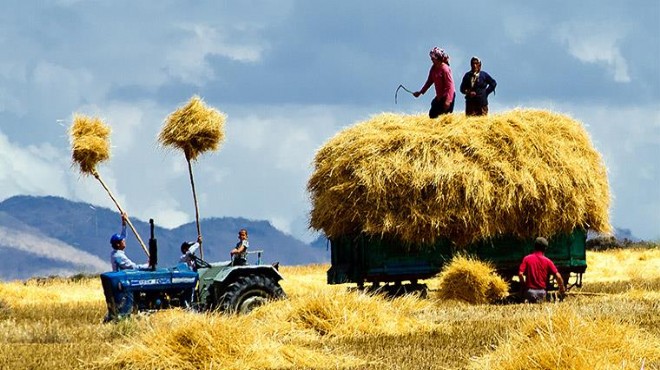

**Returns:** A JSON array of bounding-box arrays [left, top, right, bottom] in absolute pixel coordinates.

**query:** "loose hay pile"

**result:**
[[93, 288, 439, 370], [308, 109, 611, 246], [437, 255, 509, 304], [69, 114, 111, 175]]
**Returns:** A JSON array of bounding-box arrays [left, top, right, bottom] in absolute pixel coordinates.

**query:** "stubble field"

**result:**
[[0, 247, 658, 370]]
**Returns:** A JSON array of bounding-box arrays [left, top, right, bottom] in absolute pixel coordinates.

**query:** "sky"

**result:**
[[0, 0, 658, 243]]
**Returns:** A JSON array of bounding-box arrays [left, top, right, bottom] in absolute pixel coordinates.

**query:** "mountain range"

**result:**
[[0, 195, 642, 281], [0, 195, 329, 281]]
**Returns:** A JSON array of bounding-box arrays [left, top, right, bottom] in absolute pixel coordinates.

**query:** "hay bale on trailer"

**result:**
[[308, 109, 611, 247]]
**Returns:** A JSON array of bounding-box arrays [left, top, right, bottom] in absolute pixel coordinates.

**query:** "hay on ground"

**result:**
[[308, 109, 611, 246], [158, 95, 226, 160], [69, 115, 111, 175], [468, 307, 660, 370], [437, 255, 509, 304]]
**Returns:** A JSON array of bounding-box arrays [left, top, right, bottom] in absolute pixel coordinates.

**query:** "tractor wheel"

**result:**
[[216, 274, 286, 314]]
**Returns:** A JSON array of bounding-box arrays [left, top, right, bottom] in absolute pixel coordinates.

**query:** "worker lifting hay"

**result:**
[[158, 95, 226, 259], [308, 109, 611, 247], [69, 114, 149, 257]]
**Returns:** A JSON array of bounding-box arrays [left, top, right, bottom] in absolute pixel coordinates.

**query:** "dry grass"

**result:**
[[437, 255, 509, 304], [69, 114, 111, 175], [468, 306, 660, 370], [586, 247, 660, 282], [308, 109, 611, 246], [158, 95, 226, 161], [0, 248, 657, 370], [69, 115, 111, 140]]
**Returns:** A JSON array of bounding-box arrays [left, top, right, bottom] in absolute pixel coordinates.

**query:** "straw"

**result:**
[[308, 109, 611, 247], [159, 96, 226, 259], [69, 114, 148, 257]]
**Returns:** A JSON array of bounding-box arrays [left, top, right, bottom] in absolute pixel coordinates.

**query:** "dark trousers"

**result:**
[[524, 289, 547, 303], [232, 256, 247, 266], [465, 100, 488, 116], [429, 94, 455, 118]]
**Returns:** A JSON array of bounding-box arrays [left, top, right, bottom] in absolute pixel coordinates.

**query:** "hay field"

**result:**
[[0, 247, 658, 370]]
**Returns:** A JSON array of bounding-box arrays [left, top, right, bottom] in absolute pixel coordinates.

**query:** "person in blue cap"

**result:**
[[110, 212, 148, 271]]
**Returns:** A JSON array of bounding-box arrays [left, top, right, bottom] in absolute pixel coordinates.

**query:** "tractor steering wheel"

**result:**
[[192, 255, 212, 269]]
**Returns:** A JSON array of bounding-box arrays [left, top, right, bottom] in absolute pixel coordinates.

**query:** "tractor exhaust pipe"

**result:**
[[148, 218, 158, 270]]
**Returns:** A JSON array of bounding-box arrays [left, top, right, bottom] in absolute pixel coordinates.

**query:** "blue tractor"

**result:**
[[101, 219, 285, 320]]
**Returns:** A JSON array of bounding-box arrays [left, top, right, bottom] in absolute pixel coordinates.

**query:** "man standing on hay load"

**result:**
[[413, 47, 455, 118], [518, 237, 565, 303], [459, 56, 497, 116]]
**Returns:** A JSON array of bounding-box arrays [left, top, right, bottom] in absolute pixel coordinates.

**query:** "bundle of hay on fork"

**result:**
[[70, 115, 111, 174], [308, 109, 611, 247], [158, 95, 226, 258], [69, 114, 148, 256]]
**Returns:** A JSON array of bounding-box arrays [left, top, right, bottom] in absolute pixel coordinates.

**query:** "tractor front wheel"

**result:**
[[216, 275, 285, 314]]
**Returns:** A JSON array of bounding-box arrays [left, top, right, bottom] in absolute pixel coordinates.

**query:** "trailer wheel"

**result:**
[[216, 275, 285, 314]]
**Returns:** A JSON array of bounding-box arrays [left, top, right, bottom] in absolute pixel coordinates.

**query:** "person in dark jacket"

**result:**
[[459, 56, 497, 116]]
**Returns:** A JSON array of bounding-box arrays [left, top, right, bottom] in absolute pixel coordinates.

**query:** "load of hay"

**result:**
[[437, 255, 509, 304], [308, 109, 611, 246]]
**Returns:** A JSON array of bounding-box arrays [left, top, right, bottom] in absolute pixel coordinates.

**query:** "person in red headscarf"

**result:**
[[413, 47, 456, 118]]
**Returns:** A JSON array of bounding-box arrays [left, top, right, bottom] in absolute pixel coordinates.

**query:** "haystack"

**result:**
[[308, 109, 611, 246], [437, 255, 509, 304]]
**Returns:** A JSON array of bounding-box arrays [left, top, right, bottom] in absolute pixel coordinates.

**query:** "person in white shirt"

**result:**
[[179, 235, 203, 269]]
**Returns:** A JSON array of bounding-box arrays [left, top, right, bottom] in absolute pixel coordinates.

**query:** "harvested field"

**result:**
[[0, 247, 657, 370]]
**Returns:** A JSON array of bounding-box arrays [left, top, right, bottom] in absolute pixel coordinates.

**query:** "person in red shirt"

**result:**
[[413, 47, 456, 118], [518, 237, 566, 303]]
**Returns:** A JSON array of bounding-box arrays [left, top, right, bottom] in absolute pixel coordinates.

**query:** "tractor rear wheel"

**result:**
[[216, 274, 285, 314]]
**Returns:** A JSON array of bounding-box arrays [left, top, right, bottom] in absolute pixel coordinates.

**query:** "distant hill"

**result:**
[[613, 227, 640, 242], [0, 195, 329, 281]]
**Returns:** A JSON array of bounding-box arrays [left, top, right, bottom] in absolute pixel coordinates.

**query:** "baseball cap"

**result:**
[[110, 233, 125, 244]]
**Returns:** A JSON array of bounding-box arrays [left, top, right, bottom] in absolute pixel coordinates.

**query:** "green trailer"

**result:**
[[327, 228, 587, 293]]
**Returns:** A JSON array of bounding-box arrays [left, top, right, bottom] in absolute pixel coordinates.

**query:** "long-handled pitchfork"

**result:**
[[395, 84, 414, 104]]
